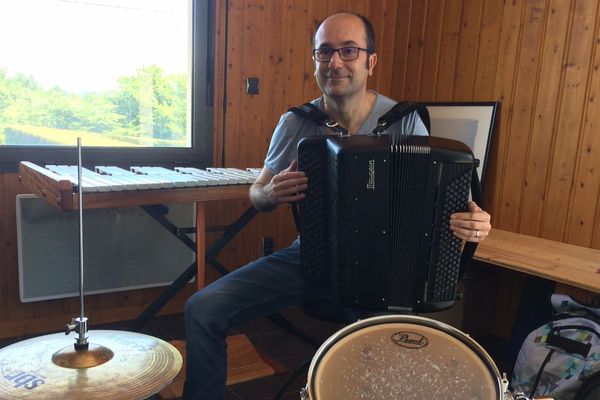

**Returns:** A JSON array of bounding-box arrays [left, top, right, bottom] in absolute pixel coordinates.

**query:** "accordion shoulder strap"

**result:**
[[459, 165, 483, 281], [289, 101, 430, 136], [372, 101, 431, 135], [288, 102, 348, 136]]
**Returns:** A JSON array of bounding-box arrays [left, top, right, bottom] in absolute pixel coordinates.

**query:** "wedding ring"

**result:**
[[475, 230, 480, 238]]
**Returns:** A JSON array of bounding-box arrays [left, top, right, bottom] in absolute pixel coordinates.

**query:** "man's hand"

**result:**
[[250, 160, 308, 212], [449, 201, 491, 242], [267, 160, 308, 204]]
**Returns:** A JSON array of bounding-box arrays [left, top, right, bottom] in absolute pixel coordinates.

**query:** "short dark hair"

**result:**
[[312, 13, 376, 53]]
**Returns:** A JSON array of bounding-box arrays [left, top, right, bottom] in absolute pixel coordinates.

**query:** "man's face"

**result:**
[[313, 14, 377, 100]]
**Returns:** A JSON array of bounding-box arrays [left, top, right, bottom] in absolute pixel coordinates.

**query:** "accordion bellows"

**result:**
[[298, 135, 474, 312]]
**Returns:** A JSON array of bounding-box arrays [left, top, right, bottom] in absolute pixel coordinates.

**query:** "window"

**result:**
[[0, 0, 214, 172]]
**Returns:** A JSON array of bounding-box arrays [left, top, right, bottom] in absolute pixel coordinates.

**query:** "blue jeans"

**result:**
[[182, 239, 343, 400]]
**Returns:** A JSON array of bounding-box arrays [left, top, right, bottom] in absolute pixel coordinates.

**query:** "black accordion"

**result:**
[[297, 134, 475, 312]]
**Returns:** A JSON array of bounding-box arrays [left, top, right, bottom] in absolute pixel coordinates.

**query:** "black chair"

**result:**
[[271, 299, 366, 400]]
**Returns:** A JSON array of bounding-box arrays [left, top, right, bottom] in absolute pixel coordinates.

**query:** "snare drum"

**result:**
[[301, 315, 509, 400]]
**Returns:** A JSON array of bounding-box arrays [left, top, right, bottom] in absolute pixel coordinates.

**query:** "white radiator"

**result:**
[[16, 194, 195, 302]]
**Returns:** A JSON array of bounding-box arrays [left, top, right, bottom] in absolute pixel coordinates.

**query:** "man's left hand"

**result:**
[[449, 201, 491, 242]]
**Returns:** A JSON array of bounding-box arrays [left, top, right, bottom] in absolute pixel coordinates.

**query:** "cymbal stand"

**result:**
[[65, 137, 89, 350]]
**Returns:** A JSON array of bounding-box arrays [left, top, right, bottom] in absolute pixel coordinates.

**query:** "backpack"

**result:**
[[512, 294, 600, 400]]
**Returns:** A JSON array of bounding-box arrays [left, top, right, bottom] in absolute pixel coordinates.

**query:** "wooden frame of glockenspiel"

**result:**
[[18, 161, 252, 212]]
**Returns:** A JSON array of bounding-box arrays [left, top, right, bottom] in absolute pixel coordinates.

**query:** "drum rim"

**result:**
[[306, 314, 502, 399]]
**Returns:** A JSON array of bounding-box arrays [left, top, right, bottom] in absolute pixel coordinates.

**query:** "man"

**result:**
[[183, 12, 491, 399]]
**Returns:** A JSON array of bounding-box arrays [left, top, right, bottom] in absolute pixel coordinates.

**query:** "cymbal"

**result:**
[[0, 330, 182, 400]]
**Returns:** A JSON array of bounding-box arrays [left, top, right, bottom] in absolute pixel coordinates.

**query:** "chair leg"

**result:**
[[266, 313, 320, 348], [273, 358, 312, 400]]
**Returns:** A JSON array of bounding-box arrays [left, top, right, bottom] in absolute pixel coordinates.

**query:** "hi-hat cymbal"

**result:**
[[0, 330, 182, 400]]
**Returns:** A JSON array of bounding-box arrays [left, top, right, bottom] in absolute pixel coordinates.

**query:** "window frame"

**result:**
[[0, 0, 214, 173]]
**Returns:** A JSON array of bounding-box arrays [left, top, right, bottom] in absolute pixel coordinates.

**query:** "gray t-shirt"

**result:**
[[264, 92, 428, 174]]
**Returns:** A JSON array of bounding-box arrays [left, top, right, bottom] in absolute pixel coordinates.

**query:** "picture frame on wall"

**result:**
[[424, 102, 499, 190]]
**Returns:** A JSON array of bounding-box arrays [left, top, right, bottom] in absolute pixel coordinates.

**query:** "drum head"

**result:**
[[307, 315, 501, 400]]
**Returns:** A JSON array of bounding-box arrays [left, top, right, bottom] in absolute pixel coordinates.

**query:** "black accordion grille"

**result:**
[[298, 140, 329, 283], [389, 141, 430, 307], [328, 154, 345, 296], [428, 168, 472, 302]]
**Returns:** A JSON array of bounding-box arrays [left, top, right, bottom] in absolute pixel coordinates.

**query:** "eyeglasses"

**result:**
[[312, 47, 369, 62]]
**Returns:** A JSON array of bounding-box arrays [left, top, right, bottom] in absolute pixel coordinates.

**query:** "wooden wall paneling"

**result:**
[[223, 0, 245, 167], [0, 298, 189, 339], [481, 129, 501, 215], [367, 0, 400, 98], [565, 8, 600, 247], [213, 0, 228, 166], [403, 0, 427, 100], [519, 0, 572, 236], [0, 174, 7, 323], [487, 0, 524, 227], [266, 203, 297, 254], [235, 0, 266, 168], [472, 1, 504, 100], [497, 0, 547, 232], [204, 228, 224, 286], [3, 174, 30, 326], [302, 1, 327, 104], [434, 0, 463, 100], [284, 0, 310, 108], [366, 0, 401, 100], [483, 2, 526, 339], [540, 0, 598, 241], [225, 200, 262, 272], [418, 0, 445, 101], [594, 198, 600, 249], [390, 0, 413, 100], [261, 0, 290, 160], [345, 0, 367, 16], [203, 201, 252, 285], [219, 0, 300, 281], [0, 174, 16, 325], [326, 0, 350, 15], [209, 0, 265, 291], [452, 0, 482, 100]]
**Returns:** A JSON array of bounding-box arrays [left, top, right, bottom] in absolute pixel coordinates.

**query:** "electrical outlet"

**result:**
[[246, 77, 259, 95], [262, 236, 274, 256]]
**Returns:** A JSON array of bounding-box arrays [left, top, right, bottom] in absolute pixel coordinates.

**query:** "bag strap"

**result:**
[[546, 330, 593, 358], [575, 369, 600, 400], [529, 348, 556, 398], [552, 310, 600, 325]]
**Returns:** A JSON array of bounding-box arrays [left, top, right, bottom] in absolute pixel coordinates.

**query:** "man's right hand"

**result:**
[[250, 160, 308, 212]]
